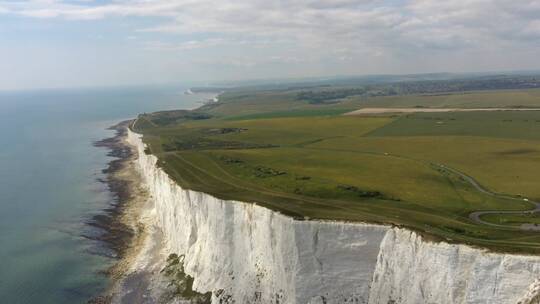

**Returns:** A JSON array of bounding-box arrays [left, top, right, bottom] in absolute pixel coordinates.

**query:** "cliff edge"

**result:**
[[126, 128, 540, 304]]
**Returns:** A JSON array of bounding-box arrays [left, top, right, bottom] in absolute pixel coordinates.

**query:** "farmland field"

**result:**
[[133, 87, 540, 253]]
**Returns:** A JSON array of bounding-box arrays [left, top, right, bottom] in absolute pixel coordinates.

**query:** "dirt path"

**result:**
[[344, 107, 540, 115]]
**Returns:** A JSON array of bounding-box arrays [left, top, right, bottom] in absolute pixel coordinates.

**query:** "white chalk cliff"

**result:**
[[127, 129, 540, 304]]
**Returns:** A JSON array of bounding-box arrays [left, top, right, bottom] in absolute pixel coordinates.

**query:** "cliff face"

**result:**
[[370, 230, 540, 304], [127, 129, 540, 304]]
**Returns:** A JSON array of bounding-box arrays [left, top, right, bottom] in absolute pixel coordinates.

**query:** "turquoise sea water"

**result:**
[[0, 86, 212, 303]]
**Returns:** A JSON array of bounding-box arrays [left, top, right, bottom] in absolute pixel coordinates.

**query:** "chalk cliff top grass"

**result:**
[[132, 83, 540, 253]]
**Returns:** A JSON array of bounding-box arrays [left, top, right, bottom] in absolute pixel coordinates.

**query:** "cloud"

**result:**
[[2, 0, 540, 87], [143, 38, 228, 51], [4, 0, 537, 52], [0, 2, 531, 34]]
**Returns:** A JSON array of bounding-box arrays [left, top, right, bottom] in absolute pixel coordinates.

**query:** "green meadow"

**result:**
[[133, 88, 540, 253]]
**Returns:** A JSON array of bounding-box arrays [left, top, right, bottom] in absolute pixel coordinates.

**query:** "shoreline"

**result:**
[[89, 121, 153, 303], [90, 121, 135, 259], [90, 121, 187, 303], [190, 92, 223, 110], [88, 91, 226, 303]]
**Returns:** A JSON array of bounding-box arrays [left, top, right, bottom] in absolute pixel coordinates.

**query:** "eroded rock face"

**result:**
[[518, 280, 540, 304], [127, 129, 540, 304], [370, 229, 540, 304]]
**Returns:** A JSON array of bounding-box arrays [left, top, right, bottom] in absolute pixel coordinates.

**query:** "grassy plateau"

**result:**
[[132, 85, 540, 253]]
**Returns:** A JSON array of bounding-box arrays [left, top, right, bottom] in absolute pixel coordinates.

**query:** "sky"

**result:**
[[1, 0, 540, 90]]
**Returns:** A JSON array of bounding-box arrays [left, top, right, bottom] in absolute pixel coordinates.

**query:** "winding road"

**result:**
[[436, 164, 540, 231]]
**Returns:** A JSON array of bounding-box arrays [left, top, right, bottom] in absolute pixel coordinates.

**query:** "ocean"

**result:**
[[0, 86, 213, 303]]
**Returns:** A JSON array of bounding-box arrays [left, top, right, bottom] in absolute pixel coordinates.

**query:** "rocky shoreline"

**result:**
[[90, 121, 135, 259], [88, 120, 150, 304], [88, 121, 181, 304]]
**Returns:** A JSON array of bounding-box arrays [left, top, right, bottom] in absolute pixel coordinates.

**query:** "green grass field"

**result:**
[[133, 88, 540, 253], [342, 89, 540, 109], [481, 213, 540, 227]]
